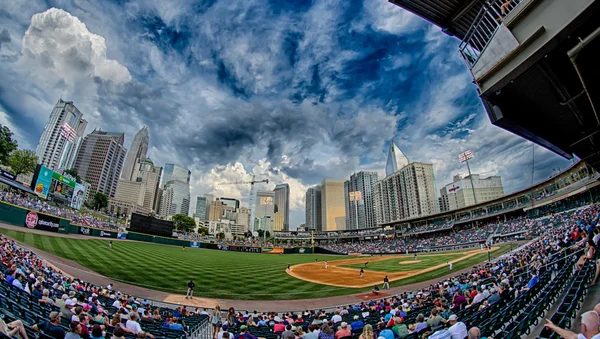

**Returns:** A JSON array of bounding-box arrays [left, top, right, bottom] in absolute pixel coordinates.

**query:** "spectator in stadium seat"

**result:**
[[319, 323, 335, 339], [446, 315, 467, 339], [335, 322, 351, 339], [0, 316, 29, 339], [136, 331, 155, 339], [32, 311, 65, 339], [152, 309, 162, 322], [78, 314, 91, 339], [168, 318, 185, 331], [126, 312, 143, 334], [66, 321, 83, 339], [545, 311, 600, 339], [331, 311, 342, 324], [358, 325, 375, 339], [61, 299, 76, 318], [305, 325, 319, 339], [350, 315, 364, 331], [452, 290, 466, 310], [111, 327, 126, 339], [283, 324, 296, 339], [234, 325, 256, 339], [218, 324, 234, 339], [295, 326, 306, 339], [12, 272, 24, 290], [89, 325, 104, 339], [376, 323, 394, 339], [427, 309, 446, 330], [274, 319, 286, 333]]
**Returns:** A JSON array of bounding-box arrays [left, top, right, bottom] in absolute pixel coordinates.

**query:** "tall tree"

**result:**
[[171, 214, 196, 232], [92, 192, 109, 211], [0, 125, 18, 165], [63, 168, 82, 184], [7, 149, 38, 176]]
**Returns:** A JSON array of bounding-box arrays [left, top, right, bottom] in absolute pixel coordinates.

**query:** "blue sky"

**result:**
[[0, 0, 573, 228]]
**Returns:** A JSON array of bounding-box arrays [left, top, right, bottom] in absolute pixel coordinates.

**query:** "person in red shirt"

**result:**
[[335, 323, 351, 339], [470, 288, 478, 300]]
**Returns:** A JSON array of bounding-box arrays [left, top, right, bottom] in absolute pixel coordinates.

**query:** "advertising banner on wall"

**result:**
[[71, 183, 86, 210], [33, 166, 53, 199], [79, 227, 92, 236], [24, 210, 60, 232], [117, 231, 127, 239], [190, 242, 200, 248], [98, 230, 117, 238]]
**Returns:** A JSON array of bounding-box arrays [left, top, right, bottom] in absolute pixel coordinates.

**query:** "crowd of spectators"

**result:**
[[0, 190, 122, 231]]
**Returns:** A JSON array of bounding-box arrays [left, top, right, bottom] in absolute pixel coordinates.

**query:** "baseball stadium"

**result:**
[[1, 1, 600, 339]]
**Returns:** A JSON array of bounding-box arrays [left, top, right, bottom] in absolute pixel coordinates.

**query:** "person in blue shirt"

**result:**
[[235, 326, 257, 339], [377, 323, 394, 339], [168, 318, 185, 331], [524, 272, 539, 291], [350, 316, 364, 331]]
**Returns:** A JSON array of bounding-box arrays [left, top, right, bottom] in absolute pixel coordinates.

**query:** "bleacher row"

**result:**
[[0, 259, 209, 339]]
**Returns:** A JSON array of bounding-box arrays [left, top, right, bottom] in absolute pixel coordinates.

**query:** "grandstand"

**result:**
[[0, 159, 598, 339]]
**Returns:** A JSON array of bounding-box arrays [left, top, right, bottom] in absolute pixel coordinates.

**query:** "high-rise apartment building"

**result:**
[[273, 183, 290, 231], [121, 126, 149, 181], [255, 191, 275, 231], [305, 186, 321, 231], [36, 99, 88, 171], [208, 199, 225, 221], [374, 162, 438, 224], [386, 140, 409, 177], [159, 180, 190, 217], [73, 129, 126, 198], [439, 174, 504, 212], [345, 171, 378, 230], [320, 179, 346, 231]]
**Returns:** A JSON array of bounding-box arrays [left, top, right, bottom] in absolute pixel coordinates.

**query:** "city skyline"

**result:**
[[0, 1, 574, 229]]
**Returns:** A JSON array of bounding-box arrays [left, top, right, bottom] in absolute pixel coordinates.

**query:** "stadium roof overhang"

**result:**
[[390, 0, 600, 172], [0, 177, 36, 195], [389, 0, 487, 39]]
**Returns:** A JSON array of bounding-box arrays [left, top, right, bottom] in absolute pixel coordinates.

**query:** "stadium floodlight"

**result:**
[[458, 150, 478, 205]]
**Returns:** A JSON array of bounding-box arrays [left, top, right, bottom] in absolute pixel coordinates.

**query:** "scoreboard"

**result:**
[[130, 213, 174, 237]]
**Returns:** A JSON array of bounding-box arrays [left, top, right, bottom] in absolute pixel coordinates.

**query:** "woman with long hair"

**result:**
[[211, 305, 221, 339], [152, 309, 162, 322], [226, 307, 236, 328], [318, 323, 334, 339], [359, 324, 374, 339]]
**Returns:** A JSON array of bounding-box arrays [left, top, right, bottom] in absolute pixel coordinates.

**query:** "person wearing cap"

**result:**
[[447, 315, 467, 339], [350, 315, 364, 331], [61, 299, 76, 318], [33, 311, 65, 339], [335, 322, 351, 339], [235, 325, 257, 339]]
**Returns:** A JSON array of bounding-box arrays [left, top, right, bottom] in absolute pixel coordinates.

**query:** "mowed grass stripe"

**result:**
[[0, 228, 512, 300]]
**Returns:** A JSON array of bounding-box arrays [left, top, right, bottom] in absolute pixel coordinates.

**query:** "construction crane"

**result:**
[[217, 175, 269, 233]]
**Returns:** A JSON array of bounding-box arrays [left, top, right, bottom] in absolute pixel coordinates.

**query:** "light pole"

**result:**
[[459, 150, 478, 205]]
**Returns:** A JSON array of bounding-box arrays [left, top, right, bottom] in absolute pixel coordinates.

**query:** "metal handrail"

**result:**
[[459, 0, 523, 68]]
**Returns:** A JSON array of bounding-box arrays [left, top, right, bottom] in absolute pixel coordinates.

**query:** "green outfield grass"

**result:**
[[0, 228, 513, 300]]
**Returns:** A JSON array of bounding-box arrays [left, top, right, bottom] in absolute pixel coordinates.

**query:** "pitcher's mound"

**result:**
[[399, 260, 421, 264]]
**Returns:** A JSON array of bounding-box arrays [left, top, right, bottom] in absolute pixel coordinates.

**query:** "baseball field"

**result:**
[[0, 227, 512, 300]]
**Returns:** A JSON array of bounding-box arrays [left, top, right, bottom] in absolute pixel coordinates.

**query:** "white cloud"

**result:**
[[20, 8, 131, 85]]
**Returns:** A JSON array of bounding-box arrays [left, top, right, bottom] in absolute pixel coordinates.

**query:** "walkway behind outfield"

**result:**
[[0, 222, 523, 312]]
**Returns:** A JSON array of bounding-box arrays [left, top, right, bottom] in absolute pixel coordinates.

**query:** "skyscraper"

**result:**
[[194, 196, 208, 219], [158, 163, 191, 218], [162, 163, 191, 186], [73, 129, 126, 198], [385, 140, 409, 177], [36, 99, 88, 171], [159, 180, 190, 217], [121, 126, 149, 181], [345, 171, 378, 230], [320, 179, 346, 231], [255, 190, 275, 231], [374, 162, 438, 224], [134, 158, 162, 212], [273, 183, 290, 231], [305, 186, 322, 231]]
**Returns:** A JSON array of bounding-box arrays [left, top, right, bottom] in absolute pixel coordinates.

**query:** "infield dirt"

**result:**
[[287, 247, 499, 288]]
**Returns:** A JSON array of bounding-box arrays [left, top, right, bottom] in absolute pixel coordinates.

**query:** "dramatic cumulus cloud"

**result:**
[[0, 0, 572, 228]]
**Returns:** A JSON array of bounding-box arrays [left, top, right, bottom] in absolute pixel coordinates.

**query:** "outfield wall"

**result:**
[[0, 201, 319, 253]]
